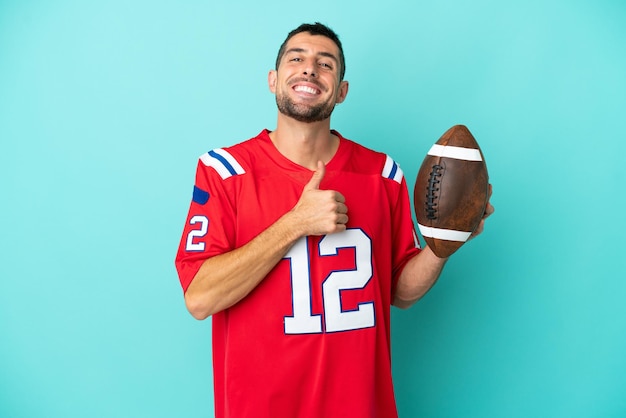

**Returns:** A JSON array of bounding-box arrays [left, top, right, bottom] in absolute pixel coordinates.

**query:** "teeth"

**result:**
[[294, 85, 318, 94]]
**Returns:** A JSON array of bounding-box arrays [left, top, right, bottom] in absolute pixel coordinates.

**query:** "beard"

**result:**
[[275, 92, 336, 123]]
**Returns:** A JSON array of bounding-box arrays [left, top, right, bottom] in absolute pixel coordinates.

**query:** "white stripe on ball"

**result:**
[[417, 224, 472, 242], [427, 144, 482, 161]]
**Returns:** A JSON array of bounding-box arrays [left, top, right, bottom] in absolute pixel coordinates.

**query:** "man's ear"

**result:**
[[268, 70, 277, 93], [336, 80, 349, 104]]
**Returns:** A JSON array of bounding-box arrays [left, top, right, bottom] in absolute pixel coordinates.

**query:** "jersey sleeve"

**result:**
[[174, 149, 243, 293], [387, 159, 421, 292]]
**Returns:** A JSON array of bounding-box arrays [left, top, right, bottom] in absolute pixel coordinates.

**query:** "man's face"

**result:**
[[269, 32, 348, 123]]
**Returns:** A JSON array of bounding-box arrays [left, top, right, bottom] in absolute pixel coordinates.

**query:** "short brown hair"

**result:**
[[275, 22, 346, 81]]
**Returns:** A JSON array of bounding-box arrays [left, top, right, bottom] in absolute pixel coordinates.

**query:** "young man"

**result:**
[[175, 22, 492, 418]]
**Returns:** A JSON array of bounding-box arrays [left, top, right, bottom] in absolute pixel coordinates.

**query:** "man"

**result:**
[[175, 22, 493, 418]]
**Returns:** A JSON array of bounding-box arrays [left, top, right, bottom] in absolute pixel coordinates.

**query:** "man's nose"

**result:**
[[302, 61, 316, 77]]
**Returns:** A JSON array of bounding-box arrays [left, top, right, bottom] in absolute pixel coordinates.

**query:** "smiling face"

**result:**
[[269, 32, 349, 123]]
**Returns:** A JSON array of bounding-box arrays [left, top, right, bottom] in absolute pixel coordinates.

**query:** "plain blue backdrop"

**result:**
[[1, 1, 625, 417]]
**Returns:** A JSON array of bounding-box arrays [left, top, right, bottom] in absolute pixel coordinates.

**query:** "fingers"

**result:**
[[304, 161, 326, 191], [470, 185, 494, 240], [484, 202, 495, 219], [334, 191, 346, 205], [293, 162, 350, 235], [335, 197, 347, 212], [471, 219, 485, 239], [484, 183, 494, 219], [319, 194, 349, 234]]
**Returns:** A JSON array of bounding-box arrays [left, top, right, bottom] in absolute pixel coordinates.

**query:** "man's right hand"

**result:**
[[290, 161, 349, 236]]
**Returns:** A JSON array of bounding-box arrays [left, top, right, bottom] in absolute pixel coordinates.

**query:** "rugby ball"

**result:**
[[414, 125, 489, 258]]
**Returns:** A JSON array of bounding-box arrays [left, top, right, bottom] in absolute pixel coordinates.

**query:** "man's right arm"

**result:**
[[184, 161, 348, 320]]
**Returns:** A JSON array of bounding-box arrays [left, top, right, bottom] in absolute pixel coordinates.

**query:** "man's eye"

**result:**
[[290, 57, 302, 62], [320, 62, 332, 69]]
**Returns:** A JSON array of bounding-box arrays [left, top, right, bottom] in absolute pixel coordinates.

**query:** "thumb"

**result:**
[[304, 161, 325, 191]]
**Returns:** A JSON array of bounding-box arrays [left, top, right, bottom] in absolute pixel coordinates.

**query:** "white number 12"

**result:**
[[283, 229, 375, 334]]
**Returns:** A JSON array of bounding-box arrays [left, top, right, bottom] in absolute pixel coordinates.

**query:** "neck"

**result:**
[[269, 115, 339, 170]]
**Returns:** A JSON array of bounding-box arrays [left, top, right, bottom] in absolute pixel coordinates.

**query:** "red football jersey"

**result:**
[[175, 130, 421, 418]]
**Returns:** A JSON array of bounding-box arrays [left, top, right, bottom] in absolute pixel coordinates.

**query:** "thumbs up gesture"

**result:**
[[291, 161, 349, 236]]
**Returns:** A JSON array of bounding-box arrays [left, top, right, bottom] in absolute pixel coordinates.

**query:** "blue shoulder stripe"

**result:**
[[200, 148, 246, 179], [208, 150, 237, 176], [382, 155, 404, 184]]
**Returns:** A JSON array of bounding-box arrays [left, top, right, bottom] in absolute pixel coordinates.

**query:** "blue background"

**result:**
[[1, 1, 625, 417]]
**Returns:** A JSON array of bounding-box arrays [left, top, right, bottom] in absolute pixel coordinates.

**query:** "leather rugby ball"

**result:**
[[414, 125, 489, 258]]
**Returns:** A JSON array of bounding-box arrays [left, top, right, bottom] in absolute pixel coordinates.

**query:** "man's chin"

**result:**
[[276, 102, 335, 123]]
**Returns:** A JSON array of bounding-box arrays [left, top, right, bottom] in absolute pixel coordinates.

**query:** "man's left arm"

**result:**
[[393, 188, 494, 309], [392, 245, 448, 309]]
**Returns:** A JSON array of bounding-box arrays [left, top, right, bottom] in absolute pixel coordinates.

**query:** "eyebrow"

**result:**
[[284, 47, 339, 64]]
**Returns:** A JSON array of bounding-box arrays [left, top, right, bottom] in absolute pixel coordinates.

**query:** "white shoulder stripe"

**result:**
[[200, 148, 246, 179], [417, 224, 472, 242], [382, 155, 404, 184], [428, 144, 482, 161]]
